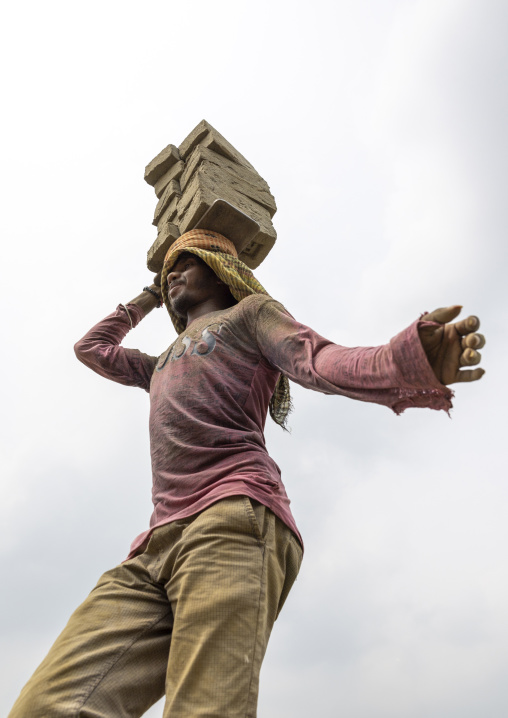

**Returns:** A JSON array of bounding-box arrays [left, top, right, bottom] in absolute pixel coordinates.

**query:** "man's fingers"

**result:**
[[421, 305, 485, 384], [459, 348, 482, 366], [423, 305, 462, 324], [461, 333, 486, 350], [453, 367, 486, 383], [453, 315, 480, 335]]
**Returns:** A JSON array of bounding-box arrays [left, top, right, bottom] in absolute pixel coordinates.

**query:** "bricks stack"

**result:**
[[144, 120, 277, 272]]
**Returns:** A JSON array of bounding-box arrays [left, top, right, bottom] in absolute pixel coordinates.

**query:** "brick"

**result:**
[[175, 171, 276, 270], [238, 234, 276, 268], [177, 184, 276, 269], [153, 160, 185, 198], [146, 121, 277, 269], [147, 222, 181, 273], [192, 200, 260, 254], [191, 199, 275, 268], [178, 120, 257, 173], [180, 147, 277, 217], [153, 179, 182, 226], [177, 166, 275, 240], [180, 145, 265, 191], [154, 196, 179, 230], [144, 144, 181, 186]]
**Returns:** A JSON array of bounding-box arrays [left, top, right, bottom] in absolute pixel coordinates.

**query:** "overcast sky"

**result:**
[[1, 1, 507, 716]]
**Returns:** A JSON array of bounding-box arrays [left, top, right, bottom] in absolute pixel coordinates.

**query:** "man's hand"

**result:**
[[125, 272, 163, 313], [418, 306, 486, 385]]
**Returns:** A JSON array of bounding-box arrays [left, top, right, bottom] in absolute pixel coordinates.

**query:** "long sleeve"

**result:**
[[255, 300, 453, 414], [74, 304, 157, 392]]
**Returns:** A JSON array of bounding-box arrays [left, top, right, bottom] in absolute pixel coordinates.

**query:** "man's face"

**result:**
[[167, 253, 223, 319]]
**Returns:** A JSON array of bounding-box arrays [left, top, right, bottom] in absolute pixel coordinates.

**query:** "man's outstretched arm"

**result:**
[[254, 299, 485, 414]]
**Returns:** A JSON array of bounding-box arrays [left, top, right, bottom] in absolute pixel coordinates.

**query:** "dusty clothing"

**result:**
[[74, 294, 452, 559], [161, 228, 292, 426], [10, 293, 453, 718], [8, 497, 302, 718]]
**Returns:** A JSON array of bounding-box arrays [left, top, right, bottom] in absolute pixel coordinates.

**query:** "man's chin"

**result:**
[[169, 296, 188, 319]]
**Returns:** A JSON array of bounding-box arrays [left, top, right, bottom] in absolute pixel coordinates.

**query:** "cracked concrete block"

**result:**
[[147, 222, 181, 273], [178, 120, 257, 173], [144, 144, 181, 186], [180, 146, 276, 217], [153, 160, 185, 198], [153, 179, 182, 226]]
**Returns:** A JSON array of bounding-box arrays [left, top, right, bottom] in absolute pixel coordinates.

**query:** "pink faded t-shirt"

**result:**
[[74, 294, 452, 558]]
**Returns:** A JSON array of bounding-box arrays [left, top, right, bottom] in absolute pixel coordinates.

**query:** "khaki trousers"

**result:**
[[9, 496, 302, 718]]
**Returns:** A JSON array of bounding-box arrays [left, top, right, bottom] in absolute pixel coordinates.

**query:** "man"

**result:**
[[9, 229, 485, 717]]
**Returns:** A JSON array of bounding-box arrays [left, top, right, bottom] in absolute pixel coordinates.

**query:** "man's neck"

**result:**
[[185, 296, 235, 326]]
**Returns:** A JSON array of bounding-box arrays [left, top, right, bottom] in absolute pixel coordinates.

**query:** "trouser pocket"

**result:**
[[242, 496, 272, 542]]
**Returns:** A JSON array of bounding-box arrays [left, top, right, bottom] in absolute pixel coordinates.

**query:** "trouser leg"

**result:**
[[9, 497, 302, 718], [158, 496, 302, 718], [8, 551, 173, 718]]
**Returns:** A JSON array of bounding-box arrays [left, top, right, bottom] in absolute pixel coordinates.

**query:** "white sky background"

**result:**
[[1, 0, 506, 716]]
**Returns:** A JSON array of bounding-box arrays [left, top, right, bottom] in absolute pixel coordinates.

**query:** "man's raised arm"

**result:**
[[74, 281, 163, 392]]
